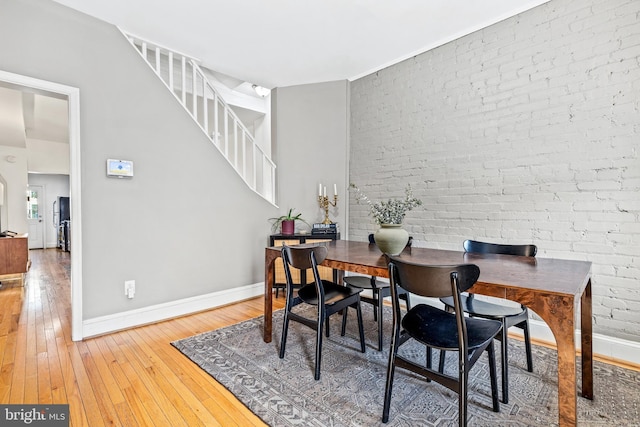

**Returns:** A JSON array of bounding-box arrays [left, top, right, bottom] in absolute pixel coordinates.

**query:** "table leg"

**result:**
[[554, 317, 578, 426], [581, 279, 593, 399], [264, 250, 275, 343], [522, 292, 579, 426]]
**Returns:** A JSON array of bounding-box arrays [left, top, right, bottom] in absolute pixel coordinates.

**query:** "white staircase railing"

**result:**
[[121, 30, 276, 206]]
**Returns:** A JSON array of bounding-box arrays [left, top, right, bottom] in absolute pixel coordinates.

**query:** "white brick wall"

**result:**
[[349, 0, 640, 342]]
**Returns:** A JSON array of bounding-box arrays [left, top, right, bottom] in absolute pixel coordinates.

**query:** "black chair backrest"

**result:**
[[281, 244, 328, 301], [368, 233, 413, 247], [463, 239, 537, 257], [281, 244, 327, 270], [388, 257, 480, 298]]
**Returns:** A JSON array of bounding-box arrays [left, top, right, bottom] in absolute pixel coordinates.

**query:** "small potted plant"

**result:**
[[269, 208, 309, 235]]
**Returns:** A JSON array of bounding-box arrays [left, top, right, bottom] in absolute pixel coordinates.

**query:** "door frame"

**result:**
[[0, 70, 83, 341]]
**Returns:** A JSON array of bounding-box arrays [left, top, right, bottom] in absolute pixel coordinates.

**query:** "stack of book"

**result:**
[[311, 223, 339, 235]]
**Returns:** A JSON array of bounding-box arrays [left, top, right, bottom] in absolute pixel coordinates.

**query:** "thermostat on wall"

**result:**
[[106, 159, 134, 178]]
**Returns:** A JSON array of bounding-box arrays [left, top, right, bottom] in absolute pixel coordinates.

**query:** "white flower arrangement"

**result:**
[[349, 184, 422, 225]]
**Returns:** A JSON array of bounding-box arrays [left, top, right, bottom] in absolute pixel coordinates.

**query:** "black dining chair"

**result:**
[[341, 234, 412, 351], [439, 239, 536, 404], [382, 258, 501, 426], [279, 244, 366, 380]]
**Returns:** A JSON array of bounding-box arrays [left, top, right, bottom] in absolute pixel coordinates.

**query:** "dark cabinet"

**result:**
[[0, 234, 29, 286]]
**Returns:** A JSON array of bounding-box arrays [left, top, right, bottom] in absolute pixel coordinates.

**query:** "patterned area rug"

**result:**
[[172, 306, 640, 426]]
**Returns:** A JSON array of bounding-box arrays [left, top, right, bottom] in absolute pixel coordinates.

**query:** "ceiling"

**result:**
[[51, 0, 550, 89], [2, 0, 550, 148], [0, 85, 69, 148]]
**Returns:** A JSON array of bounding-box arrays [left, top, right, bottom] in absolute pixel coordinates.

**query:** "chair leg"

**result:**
[[356, 302, 366, 353], [487, 341, 500, 412], [279, 310, 289, 359], [372, 288, 379, 321], [438, 350, 446, 373], [402, 292, 412, 311], [522, 319, 534, 372], [382, 342, 398, 423], [314, 316, 324, 380], [279, 290, 294, 359], [438, 304, 452, 373], [425, 346, 433, 382], [500, 321, 509, 404], [459, 359, 469, 427], [377, 293, 384, 351], [340, 307, 348, 336]]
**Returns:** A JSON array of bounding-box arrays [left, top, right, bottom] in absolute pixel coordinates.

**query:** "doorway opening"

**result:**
[[26, 185, 45, 249], [0, 70, 83, 341]]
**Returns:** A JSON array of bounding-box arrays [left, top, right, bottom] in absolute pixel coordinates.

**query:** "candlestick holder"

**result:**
[[318, 194, 338, 224]]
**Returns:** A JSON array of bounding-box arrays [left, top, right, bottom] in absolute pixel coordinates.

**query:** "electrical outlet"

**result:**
[[124, 280, 135, 299]]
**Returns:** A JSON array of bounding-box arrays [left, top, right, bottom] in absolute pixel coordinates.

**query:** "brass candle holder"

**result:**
[[318, 194, 338, 224], [317, 184, 338, 224]]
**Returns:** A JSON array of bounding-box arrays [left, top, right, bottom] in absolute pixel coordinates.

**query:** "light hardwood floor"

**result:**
[[0, 248, 284, 426], [3, 249, 637, 426]]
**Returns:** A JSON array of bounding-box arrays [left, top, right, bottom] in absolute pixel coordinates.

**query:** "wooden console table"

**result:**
[[269, 232, 340, 297], [0, 234, 29, 286]]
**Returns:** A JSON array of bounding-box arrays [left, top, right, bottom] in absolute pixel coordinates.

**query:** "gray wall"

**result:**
[[0, 145, 28, 232], [0, 0, 282, 319], [0, 0, 350, 325], [349, 0, 640, 342], [272, 81, 349, 230]]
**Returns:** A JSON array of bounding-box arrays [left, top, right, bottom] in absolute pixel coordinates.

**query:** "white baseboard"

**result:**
[[82, 283, 640, 367], [513, 319, 640, 366], [82, 282, 264, 339]]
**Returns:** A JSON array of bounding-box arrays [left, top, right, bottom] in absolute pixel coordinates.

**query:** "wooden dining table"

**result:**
[[263, 240, 593, 427]]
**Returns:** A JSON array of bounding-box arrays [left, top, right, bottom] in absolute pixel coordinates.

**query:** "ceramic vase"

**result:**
[[374, 224, 409, 256]]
